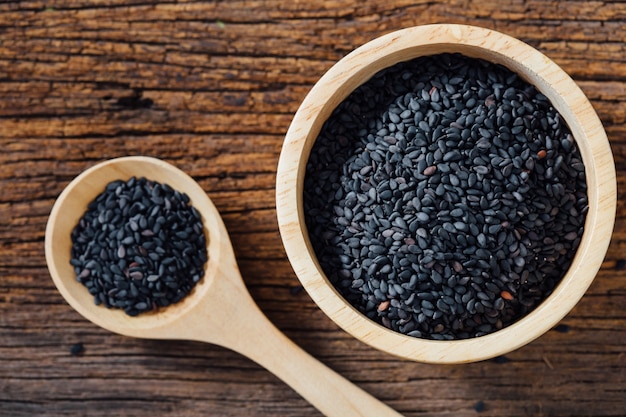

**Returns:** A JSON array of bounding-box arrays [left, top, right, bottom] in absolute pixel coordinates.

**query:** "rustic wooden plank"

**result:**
[[1, 1, 625, 416]]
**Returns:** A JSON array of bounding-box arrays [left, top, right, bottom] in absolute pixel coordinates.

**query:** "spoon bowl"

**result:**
[[45, 156, 403, 417], [45, 156, 228, 339]]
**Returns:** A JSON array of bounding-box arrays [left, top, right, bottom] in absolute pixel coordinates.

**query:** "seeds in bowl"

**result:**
[[69, 177, 208, 316], [303, 53, 588, 340]]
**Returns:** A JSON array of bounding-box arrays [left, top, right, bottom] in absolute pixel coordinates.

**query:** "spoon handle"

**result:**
[[185, 267, 404, 416], [227, 299, 403, 416]]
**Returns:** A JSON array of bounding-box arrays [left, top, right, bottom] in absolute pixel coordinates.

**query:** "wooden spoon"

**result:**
[[45, 156, 403, 417]]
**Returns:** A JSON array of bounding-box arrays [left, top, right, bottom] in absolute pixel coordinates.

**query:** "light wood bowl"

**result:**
[[275, 24, 616, 364]]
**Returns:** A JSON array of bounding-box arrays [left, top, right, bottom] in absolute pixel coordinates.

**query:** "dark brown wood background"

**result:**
[[1, 1, 624, 416]]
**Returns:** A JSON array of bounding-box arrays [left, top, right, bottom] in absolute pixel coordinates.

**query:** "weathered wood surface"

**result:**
[[1, 1, 624, 416]]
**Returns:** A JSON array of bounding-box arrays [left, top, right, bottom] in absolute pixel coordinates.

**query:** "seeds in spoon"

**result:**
[[70, 177, 208, 316]]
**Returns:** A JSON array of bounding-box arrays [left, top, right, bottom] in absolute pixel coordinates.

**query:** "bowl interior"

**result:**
[[276, 24, 616, 363], [45, 156, 223, 337]]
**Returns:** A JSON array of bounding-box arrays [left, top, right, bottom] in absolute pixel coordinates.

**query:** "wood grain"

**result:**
[[1, 1, 624, 416]]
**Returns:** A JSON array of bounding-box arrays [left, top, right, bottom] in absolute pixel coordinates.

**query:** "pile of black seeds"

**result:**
[[304, 53, 588, 340], [70, 177, 208, 316]]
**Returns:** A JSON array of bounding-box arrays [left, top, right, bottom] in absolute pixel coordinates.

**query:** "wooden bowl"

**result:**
[[275, 24, 616, 363]]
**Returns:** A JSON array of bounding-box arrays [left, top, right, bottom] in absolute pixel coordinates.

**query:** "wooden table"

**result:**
[[1, 1, 624, 416]]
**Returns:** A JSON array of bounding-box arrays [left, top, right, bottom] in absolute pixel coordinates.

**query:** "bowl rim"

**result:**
[[275, 23, 616, 363]]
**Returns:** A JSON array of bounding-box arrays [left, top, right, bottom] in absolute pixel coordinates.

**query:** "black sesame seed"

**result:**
[[474, 401, 486, 413], [554, 323, 571, 333], [69, 342, 84, 356]]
